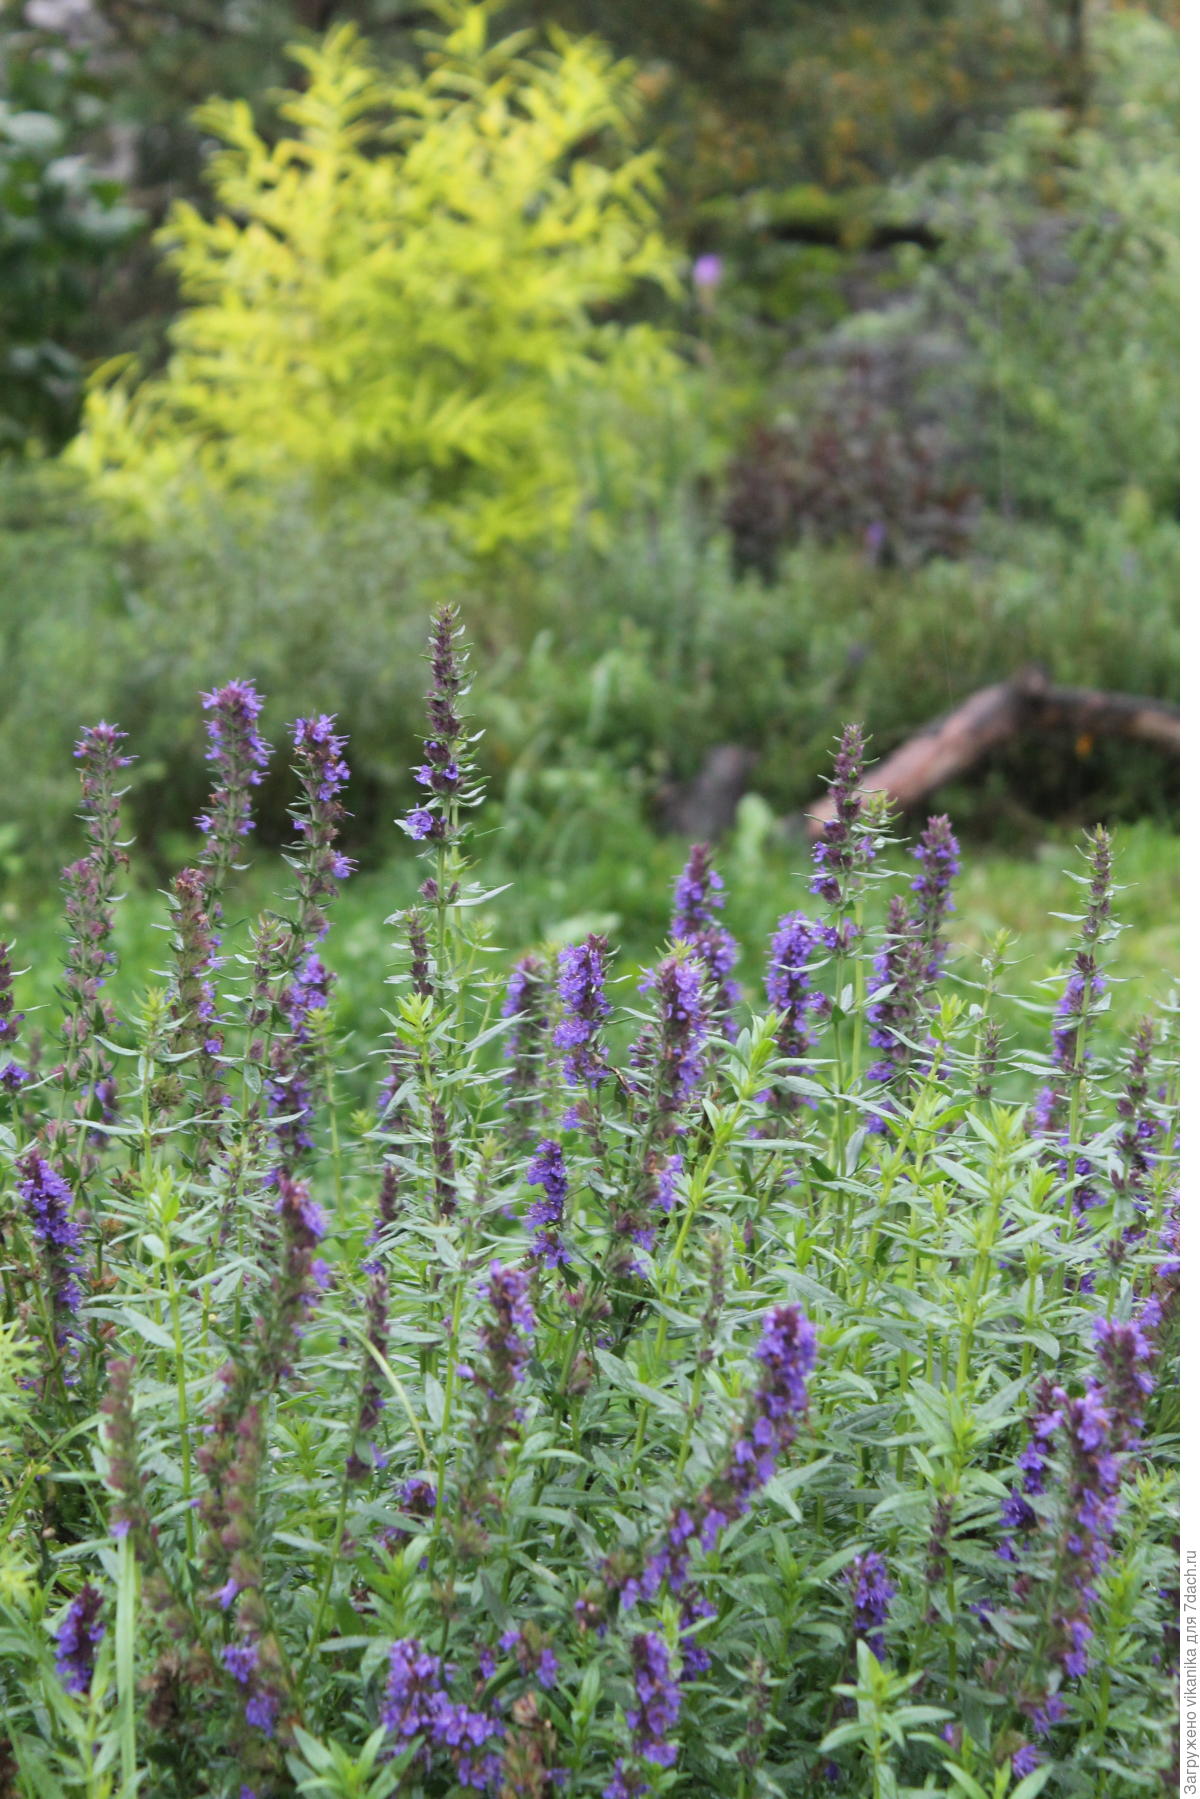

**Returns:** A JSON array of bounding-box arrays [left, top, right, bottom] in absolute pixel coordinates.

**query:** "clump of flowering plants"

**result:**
[[0, 608, 1178, 1799]]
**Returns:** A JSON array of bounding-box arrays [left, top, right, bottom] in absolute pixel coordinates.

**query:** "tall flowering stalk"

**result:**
[[59, 721, 132, 1113], [611, 1309, 816, 1784], [619, 1306, 817, 1610], [0, 939, 29, 1094], [455, 1263, 535, 1541], [762, 910, 822, 1113], [55, 1585, 105, 1695], [399, 607, 484, 927], [197, 1173, 328, 1643], [346, 1265, 390, 1481], [995, 1309, 1160, 1743], [375, 912, 434, 1130], [605, 947, 708, 1270], [1111, 1017, 1161, 1212], [809, 724, 876, 947], [18, 1150, 85, 1370], [103, 1356, 206, 1655], [843, 1552, 896, 1661], [197, 680, 270, 905], [501, 954, 552, 1149], [606, 1631, 682, 1796], [169, 867, 229, 1163], [864, 896, 929, 1119], [288, 716, 354, 950], [526, 1139, 571, 1268], [632, 950, 708, 1135], [555, 935, 611, 1124], [1030, 829, 1115, 1217], [258, 720, 352, 1179], [909, 814, 960, 981], [864, 816, 959, 1124], [808, 727, 884, 1177], [671, 843, 740, 1036]]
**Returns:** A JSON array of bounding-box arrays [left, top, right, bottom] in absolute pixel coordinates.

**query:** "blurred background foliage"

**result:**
[[0, 0, 1179, 894]]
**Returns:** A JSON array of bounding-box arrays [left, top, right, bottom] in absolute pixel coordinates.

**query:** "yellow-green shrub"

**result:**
[[67, 4, 683, 551]]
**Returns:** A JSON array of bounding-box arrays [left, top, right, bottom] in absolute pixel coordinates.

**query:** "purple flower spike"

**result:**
[[910, 814, 960, 980], [245, 1691, 277, 1737], [624, 1631, 681, 1769], [0, 939, 28, 1092], [18, 1150, 84, 1322], [198, 680, 270, 892], [762, 910, 821, 1107], [60, 722, 132, 1108], [864, 896, 928, 1119], [810, 725, 875, 914], [620, 1306, 816, 1613], [289, 713, 355, 945], [555, 936, 611, 1094], [464, 1259, 532, 1424], [381, 1638, 501, 1789], [527, 1139, 571, 1267], [842, 1551, 895, 1661], [671, 844, 741, 1034], [55, 1584, 104, 1694], [1028, 829, 1116, 1212], [222, 1641, 260, 1685], [633, 950, 708, 1125], [399, 609, 483, 880]]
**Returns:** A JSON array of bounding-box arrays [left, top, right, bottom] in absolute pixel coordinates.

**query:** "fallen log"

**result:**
[[805, 669, 1179, 837]]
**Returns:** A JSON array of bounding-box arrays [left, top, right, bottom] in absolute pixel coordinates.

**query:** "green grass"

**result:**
[[4, 813, 1178, 1099]]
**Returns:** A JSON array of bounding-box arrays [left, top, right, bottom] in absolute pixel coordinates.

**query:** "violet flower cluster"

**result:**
[[909, 814, 960, 981], [289, 714, 354, 942], [864, 895, 929, 1116], [526, 1138, 571, 1267], [762, 910, 821, 1108], [633, 950, 708, 1128], [555, 934, 611, 1101], [863, 816, 960, 1121], [671, 843, 740, 1034], [607, 1631, 682, 1793], [197, 679, 270, 897], [999, 1309, 1158, 1710], [18, 1150, 84, 1327], [400, 607, 481, 855], [842, 1551, 895, 1661], [0, 938, 29, 1092], [810, 724, 876, 943], [381, 1638, 501, 1790], [1112, 1017, 1161, 1212], [55, 1584, 104, 1695], [619, 1307, 817, 1617], [469, 1262, 534, 1402]]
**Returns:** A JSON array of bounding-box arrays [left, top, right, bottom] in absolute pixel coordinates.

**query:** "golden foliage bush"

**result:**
[[69, 3, 684, 551]]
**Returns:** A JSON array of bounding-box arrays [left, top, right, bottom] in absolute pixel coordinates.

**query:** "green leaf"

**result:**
[[1011, 1768, 1054, 1799], [116, 1533, 138, 1796], [941, 1765, 991, 1799]]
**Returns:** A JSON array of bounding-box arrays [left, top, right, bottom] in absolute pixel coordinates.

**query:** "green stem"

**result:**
[[298, 1472, 351, 1689]]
